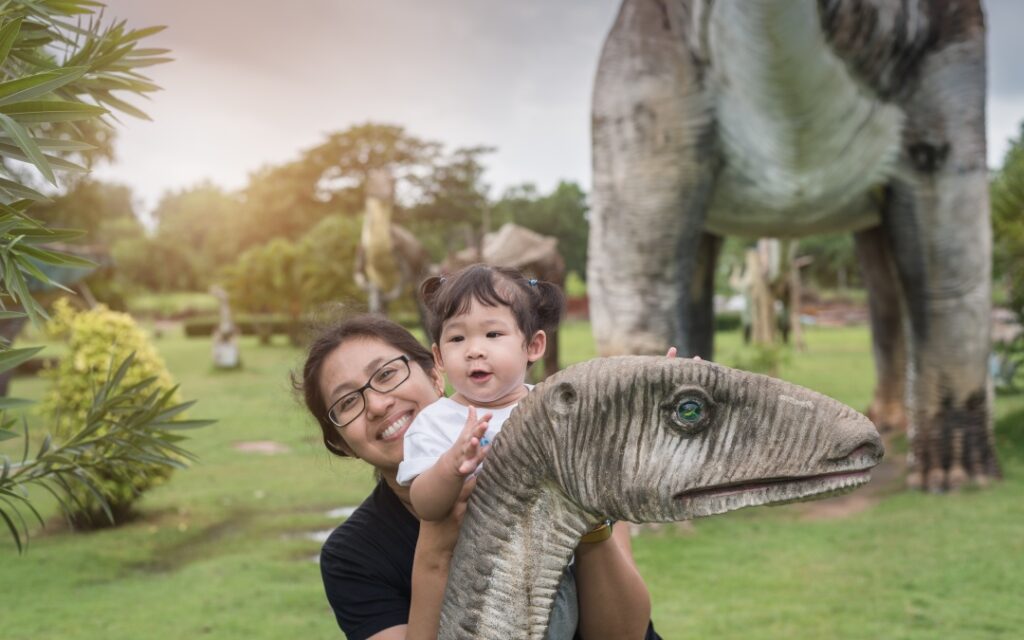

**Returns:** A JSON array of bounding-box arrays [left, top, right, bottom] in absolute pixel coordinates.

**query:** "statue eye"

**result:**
[[677, 400, 702, 423], [663, 386, 713, 434]]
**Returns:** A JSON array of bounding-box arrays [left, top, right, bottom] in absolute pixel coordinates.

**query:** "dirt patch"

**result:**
[[233, 440, 291, 455], [131, 509, 256, 573]]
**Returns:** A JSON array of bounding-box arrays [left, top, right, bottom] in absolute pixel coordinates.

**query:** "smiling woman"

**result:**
[[295, 312, 662, 640]]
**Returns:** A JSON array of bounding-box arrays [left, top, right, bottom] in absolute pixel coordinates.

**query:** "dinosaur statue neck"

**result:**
[[361, 197, 393, 252], [706, 0, 901, 233], [440, 480, 592, 640]]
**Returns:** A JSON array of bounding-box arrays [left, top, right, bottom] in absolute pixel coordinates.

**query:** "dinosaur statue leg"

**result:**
[[589, 0, 717, 357], [683, 232, 723, 359], [854, 226, 907, 434], [884, 25, 998, 491]]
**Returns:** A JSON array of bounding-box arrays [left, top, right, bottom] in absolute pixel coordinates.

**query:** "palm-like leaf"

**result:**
[[0, 2, 208, 552]]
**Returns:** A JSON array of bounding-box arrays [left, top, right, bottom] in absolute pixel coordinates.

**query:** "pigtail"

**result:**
[[531, 280, 566, 334], [418, 275, 447, 344], [419, 275, 445, 311]]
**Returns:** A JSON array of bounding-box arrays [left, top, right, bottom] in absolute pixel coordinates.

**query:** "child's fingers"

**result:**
[[666, 346, 677, 358], [457, 439, 481, 474]]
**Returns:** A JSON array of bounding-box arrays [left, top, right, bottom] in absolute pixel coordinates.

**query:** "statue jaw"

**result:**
[[673, 465, 874, 519]]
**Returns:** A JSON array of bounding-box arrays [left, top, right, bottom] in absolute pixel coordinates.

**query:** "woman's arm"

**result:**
[[573, 523, 652, 640]]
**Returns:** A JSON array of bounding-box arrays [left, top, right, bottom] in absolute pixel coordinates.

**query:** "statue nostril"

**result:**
[[826, 425, 884, 462]]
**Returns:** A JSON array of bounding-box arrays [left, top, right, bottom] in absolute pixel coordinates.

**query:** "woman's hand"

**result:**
[[574, 524, 652, 640]]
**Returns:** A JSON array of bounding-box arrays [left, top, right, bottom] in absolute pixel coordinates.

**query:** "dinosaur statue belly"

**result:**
[[703, 0, 903, 238]]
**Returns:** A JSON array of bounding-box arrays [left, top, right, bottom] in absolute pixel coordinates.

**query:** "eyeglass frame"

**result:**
[[327, 355, 412, 428]]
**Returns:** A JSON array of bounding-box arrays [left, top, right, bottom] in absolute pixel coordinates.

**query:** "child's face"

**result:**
[[433, 298, 545, 409]]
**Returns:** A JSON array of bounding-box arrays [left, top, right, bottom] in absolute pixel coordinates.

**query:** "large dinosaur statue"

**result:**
[[588, 0, 996, 491], [354, 168, 432, 317], [439, 356, 883, 639]]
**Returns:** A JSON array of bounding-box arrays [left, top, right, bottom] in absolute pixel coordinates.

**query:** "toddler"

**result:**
[[396, 263, 564, 521]]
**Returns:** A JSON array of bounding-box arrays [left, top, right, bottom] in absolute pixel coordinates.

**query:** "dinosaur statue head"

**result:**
[[443, 356, 883, 639], [517, 356, 884, 522]]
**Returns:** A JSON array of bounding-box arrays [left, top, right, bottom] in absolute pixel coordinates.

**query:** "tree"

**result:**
[[0, 2, 208, 551], [149, 181, 241, 288], [991, 121, 1024, 322], [230, 123, 442, 253], [797, 233, 859, 291], [406, 145, 494, 257]]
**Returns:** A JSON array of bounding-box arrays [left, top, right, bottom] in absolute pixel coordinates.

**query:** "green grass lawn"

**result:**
[[2, 321, 1022, 639]]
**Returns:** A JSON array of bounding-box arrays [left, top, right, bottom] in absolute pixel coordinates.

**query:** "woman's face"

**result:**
[[319, 337, 443, 473]]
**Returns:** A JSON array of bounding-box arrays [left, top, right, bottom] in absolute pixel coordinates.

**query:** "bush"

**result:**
[[715, 312, 743, 332], [40, 299, 184, 526], [183, 313, 298, 339]]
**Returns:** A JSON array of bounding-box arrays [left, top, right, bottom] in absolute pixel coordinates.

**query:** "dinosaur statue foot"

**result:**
[[905, 390, 1002, 492], [907, 465, 1000, 493], [866, 398, 907, 434]]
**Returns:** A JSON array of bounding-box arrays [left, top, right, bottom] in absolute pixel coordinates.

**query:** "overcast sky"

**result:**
[[93, 0, 1024, 215]]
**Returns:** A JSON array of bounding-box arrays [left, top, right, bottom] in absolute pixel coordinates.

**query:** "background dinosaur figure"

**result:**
[[588, 0, 995, 491], [354, 168, 432, 318], [439, 356, 883, 639]]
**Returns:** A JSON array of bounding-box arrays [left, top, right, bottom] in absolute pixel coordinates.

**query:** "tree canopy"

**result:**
[[991, 121, 1024, 321]]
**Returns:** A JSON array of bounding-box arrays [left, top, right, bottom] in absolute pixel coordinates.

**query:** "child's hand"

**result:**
[[445, 406, 493, 477]]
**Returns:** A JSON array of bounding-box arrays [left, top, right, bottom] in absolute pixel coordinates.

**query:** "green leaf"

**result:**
[[120, 24, 166, 45], [13, 243, 95, 268], [0, 500, 22, 553], [8, 226, 84, 242], [0, 112, 55, 183], [0, 176, 47, 201], [19, 137, 95, 152], [0, 346, 42, 374], [0, 66, 88, 106], [0, 19, 23, 67], [0, 310, 25, 319], [0, 488, 44, 527], [94, 90, 150, 121], [0, 141, 89, 173], [0, 428, 18, 442], [0, 99, 107, 123], [0, 397, 33, 411]]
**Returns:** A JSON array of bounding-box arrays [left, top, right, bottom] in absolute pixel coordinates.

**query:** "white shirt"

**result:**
[[396, 388, 531, 486]]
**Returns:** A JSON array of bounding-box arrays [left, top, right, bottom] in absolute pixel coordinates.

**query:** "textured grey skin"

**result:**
[[589, 0, 997, 491], [439, 356, 883, 640]]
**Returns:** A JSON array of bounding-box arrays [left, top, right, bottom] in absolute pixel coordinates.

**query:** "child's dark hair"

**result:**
[[419, 264, 565, 348]]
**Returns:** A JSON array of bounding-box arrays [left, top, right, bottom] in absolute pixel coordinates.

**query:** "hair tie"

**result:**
[[528, 279, 537, 287], [438, 276, 447, 284]]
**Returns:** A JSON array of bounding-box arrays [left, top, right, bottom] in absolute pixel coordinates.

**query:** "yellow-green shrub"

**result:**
[[40, 299, 183, 526]]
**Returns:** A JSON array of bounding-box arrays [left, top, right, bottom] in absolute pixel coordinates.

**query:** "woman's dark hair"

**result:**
[[419, 264, 565, 355], [294, 314, 434, 459]]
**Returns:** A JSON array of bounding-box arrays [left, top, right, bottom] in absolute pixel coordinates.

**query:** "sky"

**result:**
[[92, 0, 1024, 215]]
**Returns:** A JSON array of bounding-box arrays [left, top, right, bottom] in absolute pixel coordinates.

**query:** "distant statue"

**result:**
[[354, 168, 432, 318], [210, 285, 240, 369]]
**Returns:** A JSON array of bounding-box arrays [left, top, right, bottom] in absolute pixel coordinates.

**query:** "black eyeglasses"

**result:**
[[327, 355, 412, 428]]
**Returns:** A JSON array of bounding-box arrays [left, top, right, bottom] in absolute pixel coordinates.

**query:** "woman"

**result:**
[[297, 314, 659, 639]]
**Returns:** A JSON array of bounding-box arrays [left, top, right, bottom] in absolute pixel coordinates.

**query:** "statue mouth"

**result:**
[[673, 467, 873, 503]]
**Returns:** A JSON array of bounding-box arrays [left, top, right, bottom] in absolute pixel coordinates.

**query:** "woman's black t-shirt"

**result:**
[[319, 481, 661, 640]]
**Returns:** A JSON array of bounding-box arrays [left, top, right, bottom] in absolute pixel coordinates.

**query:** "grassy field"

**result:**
[[1, 321, 1022, 639]]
